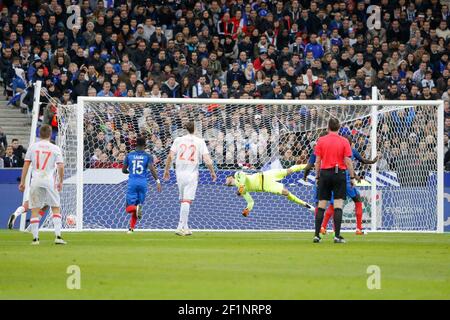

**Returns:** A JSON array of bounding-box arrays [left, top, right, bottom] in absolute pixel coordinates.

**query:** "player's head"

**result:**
[[40, 124, 52, 140], [328, 118, 340, 132], [136, 136, 146, 149], [185, 121, 195, 134], [225, 175, 235, 186]]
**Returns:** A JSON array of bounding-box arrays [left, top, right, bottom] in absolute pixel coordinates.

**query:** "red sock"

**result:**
[[39, 210, 45, 217], [126, 205, 137, 214], [322, 205, 335, 229], [355, 201, 363, 230], [130, 213, 137, 229]]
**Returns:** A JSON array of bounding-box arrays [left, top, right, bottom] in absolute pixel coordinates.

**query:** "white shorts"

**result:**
[[29, 185, 60, 209], [177, 173, 198, 201]]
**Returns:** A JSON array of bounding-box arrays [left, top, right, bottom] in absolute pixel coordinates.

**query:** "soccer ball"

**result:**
[[66, 215, 76, 227]]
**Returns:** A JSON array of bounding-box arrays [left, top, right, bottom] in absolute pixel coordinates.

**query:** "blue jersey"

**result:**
[[308, 152, 316, 165], [124, 150, 153, 182]]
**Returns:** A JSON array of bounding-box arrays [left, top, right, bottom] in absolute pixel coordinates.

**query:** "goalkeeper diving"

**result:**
[[225, 165, 315, 217]]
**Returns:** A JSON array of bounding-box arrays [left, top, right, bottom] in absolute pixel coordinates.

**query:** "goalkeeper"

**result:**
[[225, 165, 315, 217]]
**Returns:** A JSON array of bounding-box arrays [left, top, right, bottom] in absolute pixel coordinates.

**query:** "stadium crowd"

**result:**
[[0, 0, 448, 174]]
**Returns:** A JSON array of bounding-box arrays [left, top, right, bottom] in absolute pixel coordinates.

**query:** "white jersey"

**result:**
[[171, 134, 209, 176], [25, 140, 63, 189]]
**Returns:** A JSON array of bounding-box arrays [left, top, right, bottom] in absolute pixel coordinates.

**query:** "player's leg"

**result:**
[[28, 186, 44, 244], [29, 208, 41, 245], [332, 171, 347, 243], [135, 183, 147, 221], [264, 165, 305, 182], [315, 171, 332, 242], [125, 183, 139, 233], [24, 206, 48, 232], [51, 206, 66, 244], [180, 177, 198, 235], [346, 176, 364, 234], [47, 186, 66, 244], [321, 193, 335, 234]]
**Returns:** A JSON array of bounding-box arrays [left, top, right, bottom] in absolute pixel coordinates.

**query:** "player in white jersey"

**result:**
[[164, 121, 216, 236], [19, 125, 66, 245]]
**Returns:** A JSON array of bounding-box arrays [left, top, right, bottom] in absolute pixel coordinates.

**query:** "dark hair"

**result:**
[[328, 118, 340, 132], [136, 136, 146, 147], [40, 124, 52, 139], [185, 121, 195, 134]]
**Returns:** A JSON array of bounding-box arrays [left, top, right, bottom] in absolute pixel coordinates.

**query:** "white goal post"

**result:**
[[41, 94, 444, 233]]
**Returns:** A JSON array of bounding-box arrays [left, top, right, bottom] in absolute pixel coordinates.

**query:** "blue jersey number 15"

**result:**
[[131, 159, 144, 175]]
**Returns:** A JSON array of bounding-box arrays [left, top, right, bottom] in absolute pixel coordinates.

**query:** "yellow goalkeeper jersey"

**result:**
[[234, 171, 264, 211]]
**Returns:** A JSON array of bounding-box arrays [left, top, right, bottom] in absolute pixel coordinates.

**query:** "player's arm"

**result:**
[[149, 163, 162, 192], [56, 163, 64, 192], [303, 162, 314, 181], [122, 153, 129, 174], [202, 153, 217, 182], [241, 192, 254, 216], [19, 160, 31, 192], [353, 148, 378, 165], [163, 151, 175, 181], [235, 172, 247, 195], [314, 155, 322, 184]]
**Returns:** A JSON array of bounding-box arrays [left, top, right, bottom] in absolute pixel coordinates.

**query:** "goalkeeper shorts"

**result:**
[[261, 169, 286, 195]]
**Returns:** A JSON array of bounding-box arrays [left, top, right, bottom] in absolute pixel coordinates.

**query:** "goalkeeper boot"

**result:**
[[304, 203, 316, 213], [355, 229, 365, 235], [175, 229, 185, 236], [31, 238, 40, 245], [320, 227, 327, 235], [334, 236, 346, 244], [313, 236, 321, 243], [55, 236, 67, 245], [7, 213, 16, 230], [136, 204, 143, 220]]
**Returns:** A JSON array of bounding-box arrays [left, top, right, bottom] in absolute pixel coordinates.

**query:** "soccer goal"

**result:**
[[38, 94, 444, 232]]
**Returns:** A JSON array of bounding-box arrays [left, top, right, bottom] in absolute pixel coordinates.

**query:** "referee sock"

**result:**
[[334, 208, 343, 237], [315, 208, 325, 237]]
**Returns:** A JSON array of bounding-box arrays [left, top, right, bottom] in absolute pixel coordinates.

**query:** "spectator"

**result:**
[[3, 146, 19, 168], [10, 139, 26, 167], [0, 127, 7, 150]]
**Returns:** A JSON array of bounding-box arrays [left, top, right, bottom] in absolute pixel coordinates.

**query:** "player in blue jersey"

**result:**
[[304, 135, 378, 235], [122, 136, 162, 233]]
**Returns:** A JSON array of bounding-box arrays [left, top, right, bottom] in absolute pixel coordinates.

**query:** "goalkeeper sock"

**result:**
[[287, 192, 305, 206], [14, 206, 26, 218], [289, 164, 306, 173], [180, 202, 190, 230], [52, 213, 62, 237], [334, 208, 343, 237], [315, 208, 325, 237], [355, 202, 363, 230], [39, 210, 45, 217], [130, 213, 137, 229], [322, 205, 334, 229], [30, 217, 40, 239]]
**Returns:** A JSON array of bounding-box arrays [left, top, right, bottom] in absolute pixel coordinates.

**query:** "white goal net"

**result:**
[[46, 97, 444, 232]]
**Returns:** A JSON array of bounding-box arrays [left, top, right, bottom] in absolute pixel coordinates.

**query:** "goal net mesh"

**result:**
[[49, 99, 438, 231]]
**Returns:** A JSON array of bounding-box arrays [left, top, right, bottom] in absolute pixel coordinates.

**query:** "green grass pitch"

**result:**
[[0, 230, 449, 299]]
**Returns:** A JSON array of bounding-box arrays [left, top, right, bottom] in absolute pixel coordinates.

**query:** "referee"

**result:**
[[314, 118, 356, 243]]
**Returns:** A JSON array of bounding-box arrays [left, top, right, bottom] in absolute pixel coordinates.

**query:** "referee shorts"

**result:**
[[318, 169, 347, 201]]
